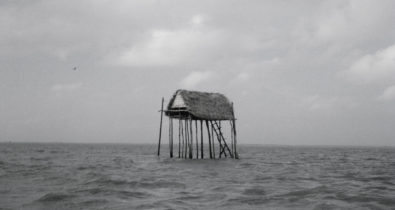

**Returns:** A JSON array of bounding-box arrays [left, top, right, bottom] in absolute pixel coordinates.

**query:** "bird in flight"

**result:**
[[73, 67, 77, 71]]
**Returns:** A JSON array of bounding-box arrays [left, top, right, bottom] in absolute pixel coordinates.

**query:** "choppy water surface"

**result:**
[[0, 143, 394, 210]]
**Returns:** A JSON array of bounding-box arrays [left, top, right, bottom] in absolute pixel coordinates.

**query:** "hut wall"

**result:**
[[172, 93, 186, 108]]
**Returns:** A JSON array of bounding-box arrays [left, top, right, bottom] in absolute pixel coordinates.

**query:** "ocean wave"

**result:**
[[78, 198, 109, 206], [36, 192, 75, 202], [312, 202, 342, 210], [34, 149, 45, 153], [84, 176, 138, 187], [137, 179, 186, 189], [30, 156, 51, 161], [226, 196, 269, 206], [242, 186, 266, 196], [335, 193, 395, 206], [76, 187, 150, 199], [280, 185, 332, 198]]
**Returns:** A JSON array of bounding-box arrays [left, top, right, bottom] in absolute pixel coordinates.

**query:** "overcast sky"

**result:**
[[1, 0, 395, 146]]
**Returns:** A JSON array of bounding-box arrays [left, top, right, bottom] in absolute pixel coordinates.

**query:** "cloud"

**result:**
[[179, 71, 214, 89], [116, 14, 221, 66], [343, 44, 395, 84], [236, 72, 250, 82], [229, 71, 251, 86], [301, 95, 337, 111], [301, 95, 355, 111], [51, 83, 83, 92], [378, 85, 395, 101]]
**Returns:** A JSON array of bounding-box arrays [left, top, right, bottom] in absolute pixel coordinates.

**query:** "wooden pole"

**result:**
[[200, 120, 204, 159], [195, 120, 198, 159], [181, 118, 184, 158], [189, 118, 193, 159], [205, 120, 212, 159], [157, 97, 164, 156], [184, 119, 188, 159], [232, 103, 239, 159], [169, 117, 171, 157], [169, 118, 173, 158], [233, 119, 238, 159], [230, 120, 234, 158], [178, 119, 181, 158], [181, 120, 187, 158], [211, 121, 216, 159]]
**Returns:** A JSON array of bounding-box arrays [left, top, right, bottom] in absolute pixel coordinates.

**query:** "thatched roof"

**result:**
[[165, 89, 234, 120]]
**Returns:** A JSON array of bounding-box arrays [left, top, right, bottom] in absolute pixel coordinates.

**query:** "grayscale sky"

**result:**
[[1, 0, 395, 146]]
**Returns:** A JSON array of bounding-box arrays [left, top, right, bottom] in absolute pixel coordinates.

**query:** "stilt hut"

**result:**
[[157, 89, 239, 159]]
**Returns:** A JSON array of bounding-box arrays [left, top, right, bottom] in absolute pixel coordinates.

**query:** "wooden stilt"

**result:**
[[205, 120, 212, 159], [178, 119, 181, 158], [230, 120, 234, 158], [211, 121, 216, 159], [181, 119, 184, 158], [169, 118, 173, 158], [232, 103, 239, 159], [189, 118, 193, 159], [168, 118, 170, 157], [185, 119, 188, 159], [233, 119, 238, 159], [171, 119, 174, 158], [200, 120, 204, 159], [195, 120, 198, 159], [157, 97, 164, 156]]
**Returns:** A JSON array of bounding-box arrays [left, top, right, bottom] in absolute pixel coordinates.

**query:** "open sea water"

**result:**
[[0, 143, 394, 210]]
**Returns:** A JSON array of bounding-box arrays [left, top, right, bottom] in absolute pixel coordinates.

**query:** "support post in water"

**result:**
[[157, 97, 164, 156], [181, 118, 184, 158], [232, 102, 239, 159], [169, 118, 173, 158], [178, 118, 181, 158], [184, 119, 188, 159], [205, 120, 213, 159], [189, 118, 193, 159], [211, 121, 216, 159], [230, 120, 234, 156], [195, 120, 198, 159], [200, 120, 204, 159]]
